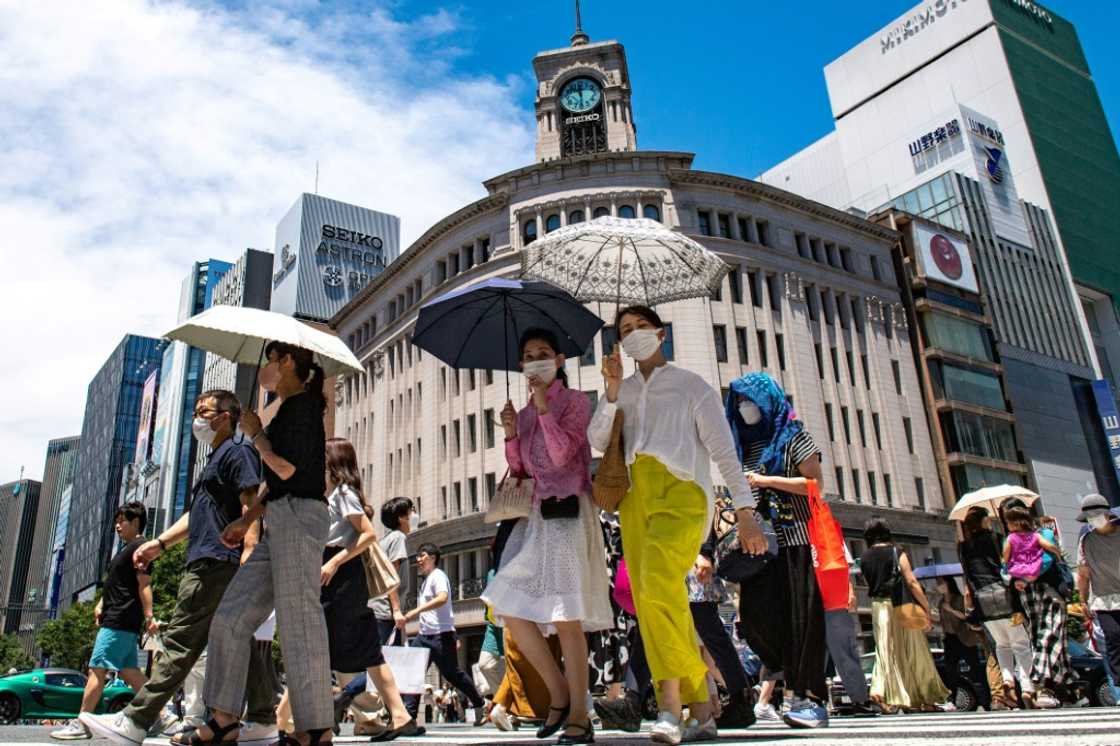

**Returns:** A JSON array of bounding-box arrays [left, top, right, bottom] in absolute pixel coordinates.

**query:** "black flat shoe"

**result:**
[[537, 704, 570, 739], [557, 719, 594, 745], [369, 718, 425, 742]]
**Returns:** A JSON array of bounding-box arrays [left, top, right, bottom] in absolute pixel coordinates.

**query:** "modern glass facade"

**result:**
[[60, 335, 163, 608], [990, 0, 1120, 315], [882, 173, 967, 233], [26, 436, 79, 617]]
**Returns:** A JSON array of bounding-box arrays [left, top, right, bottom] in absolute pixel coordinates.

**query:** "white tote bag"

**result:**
[[379, 631, 431, 695]]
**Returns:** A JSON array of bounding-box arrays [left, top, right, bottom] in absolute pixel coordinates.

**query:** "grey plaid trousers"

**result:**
[[204, 497, 332, 731]]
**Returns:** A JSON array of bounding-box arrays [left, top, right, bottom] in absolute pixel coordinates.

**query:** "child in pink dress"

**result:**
[[1001, 506, 1061, 585]]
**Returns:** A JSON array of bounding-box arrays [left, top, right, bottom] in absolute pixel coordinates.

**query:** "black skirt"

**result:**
[[321, 546, 385, 671]]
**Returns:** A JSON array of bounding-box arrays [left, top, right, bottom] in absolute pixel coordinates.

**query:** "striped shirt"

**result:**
[[743, 431, 820, 547]]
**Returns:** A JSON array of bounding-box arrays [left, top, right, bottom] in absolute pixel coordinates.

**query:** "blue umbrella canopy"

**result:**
[[912, 563, 963, 580], [411, 278, 605, 394]]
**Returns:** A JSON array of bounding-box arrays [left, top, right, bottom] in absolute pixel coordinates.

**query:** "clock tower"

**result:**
[[532, 3, 638, 161]]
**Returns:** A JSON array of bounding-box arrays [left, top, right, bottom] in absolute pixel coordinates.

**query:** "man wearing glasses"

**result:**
[[82, 390, 278, 746]]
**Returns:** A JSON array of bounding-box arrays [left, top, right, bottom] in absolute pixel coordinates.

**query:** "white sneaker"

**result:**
[[79, 712, 145, 746], [681, 715, 718, 742], [490, 703, 513, 731], [50, 718, 91, 740], [1034, 692, 1061, 709], [753, 703, 781, 721], [650, 711, 683, 745], [239, 720, 279, 746]]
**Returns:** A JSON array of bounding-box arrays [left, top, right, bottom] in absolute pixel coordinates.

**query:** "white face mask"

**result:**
[[621, 328, 662, 361], [522, 358, 558, 385], [1088, 514, 1110, 530], [192, 416, 218, 446], [739, 402, 762, 425]]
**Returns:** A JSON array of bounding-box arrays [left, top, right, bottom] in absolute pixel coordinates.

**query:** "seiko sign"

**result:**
[[322, 224, 383, 250], [880, 0, 967, 55], [564, 113, 600, 125]]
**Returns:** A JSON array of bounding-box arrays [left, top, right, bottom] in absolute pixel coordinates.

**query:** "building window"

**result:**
[[748, 271, 762, 307], [713, 325, 728, 363], [485, 369, 494, 386], [545, 214, 561, 233], [618, 204, 636, 219], [776, 333, 786, 370], [569, 209, 585, 224], [795, 232, 809, 259], [869, 472, 878, 505], [593, 206, 610, 218], [857, 410, 867, 447], [710, 278, 722, 302], [830, 347, 841, 384], [870, 255, 882, 282], [841, 406, 851, 444], [807, 287, 819, 321], [717, 213, 731, 238], [468, 369, 476, 391], [440, 368, 447, 399], [846, 350, 856, 386], [940, 410, 1018, 462], [840, 246, 853, 272], [835, 467, 845, 499], [663, 323, 675, 361], [853, 469, 862, 500], [437, 260, 447, 283], [814, 344, 824, 378], [462, 244, 475, 270], [766, 275, 781, 312], [697, 210, 713, 236], [825, 403, 835, 441], [453, 419, 461, 457], [439, 425, 447, 458], [643, 204, 661, 221], [920, 313, 994, 361], [757, 331, 768, 368], [449, 253, 460, 276], [903, 417, 914, 453], [736, 327, 749, 365], [861, 354, 871, 390], [738, 217, 751, 242], [915, 478, 926, 510], [892, 360, 902, 395], [484, 409, 495, 448], [523, 220, 537, 245], [728, 267, 743, 303], [469, 478, 479, 512], [756, 220, 770, 247], [441, 486, 447, 519], [480, 236, 491, 263], [930, 361, 1005, 410], [884, 473, 893, 507], [454, 482, 462, 515], [467, 414, 477, 453], [826, 243, 839, 267], [872, 412, 882, 450], [485, 472, 497, 500]]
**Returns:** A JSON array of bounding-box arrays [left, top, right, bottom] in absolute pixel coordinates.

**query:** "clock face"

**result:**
[[560, 78, 601, 113]]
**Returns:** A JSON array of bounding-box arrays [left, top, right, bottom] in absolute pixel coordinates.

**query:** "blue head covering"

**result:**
[[725, 372, 803, 476]]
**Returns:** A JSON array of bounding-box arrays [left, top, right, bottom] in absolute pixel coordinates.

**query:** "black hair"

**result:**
[[381, 496, 414, 531], [939, 576, 963, 599], [863, 517, 893, 545], [961, 507, 990, 540], [614, 304, 664, 330], [417, 542, 441, 563], [265, 341, 326, 414], [115, 501, 147, 533], [518, 328, 568, 386], [197, 389, 241, 423]]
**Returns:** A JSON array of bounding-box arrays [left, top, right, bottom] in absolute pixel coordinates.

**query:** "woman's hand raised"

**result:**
[[602, 343, 623, 402]]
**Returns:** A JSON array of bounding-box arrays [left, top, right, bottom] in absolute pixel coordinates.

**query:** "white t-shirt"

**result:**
[[418, 568, 454, 635], [326, 484, 365, 548]]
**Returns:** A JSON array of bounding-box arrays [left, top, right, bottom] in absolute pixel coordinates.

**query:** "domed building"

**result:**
[[329, 20, 955, 659]]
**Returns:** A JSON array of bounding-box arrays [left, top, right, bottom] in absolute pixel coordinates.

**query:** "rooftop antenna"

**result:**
[[571, 0, 589, 46]]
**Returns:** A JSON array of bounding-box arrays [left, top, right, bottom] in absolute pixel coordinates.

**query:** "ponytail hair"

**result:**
[[265, 341, 327, 414]]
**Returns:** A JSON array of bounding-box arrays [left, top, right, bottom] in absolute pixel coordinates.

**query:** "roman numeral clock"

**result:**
[[559, 77, 607, 157]]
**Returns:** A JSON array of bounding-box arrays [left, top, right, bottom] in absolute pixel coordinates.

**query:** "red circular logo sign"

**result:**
[[929, 233, 963, 280]]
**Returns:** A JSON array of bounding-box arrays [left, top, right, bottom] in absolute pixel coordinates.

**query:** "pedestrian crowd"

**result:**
[[50, 309, 1119, 746]]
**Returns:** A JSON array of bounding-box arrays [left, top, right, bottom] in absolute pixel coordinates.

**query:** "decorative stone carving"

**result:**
[[864, 296, 885, 323], [783, 272, 805, 303], [893, 303, 909, 330], [334, 377, 345, 408], [371, 351, 385, 379]]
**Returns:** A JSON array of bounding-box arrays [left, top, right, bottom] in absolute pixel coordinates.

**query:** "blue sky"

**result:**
[[381, 0, 1120, 177], [1, 0, 1117, 480]]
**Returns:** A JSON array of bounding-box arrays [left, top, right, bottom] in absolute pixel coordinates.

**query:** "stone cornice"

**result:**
[[668, 169, 900, 243], [483, 151, 695, 194], [330, 191, 508, 327]]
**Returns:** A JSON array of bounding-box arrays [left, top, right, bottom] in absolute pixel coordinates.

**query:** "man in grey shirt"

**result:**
[[1077, 493, 1120, 696], [334, 497, 417, 721]]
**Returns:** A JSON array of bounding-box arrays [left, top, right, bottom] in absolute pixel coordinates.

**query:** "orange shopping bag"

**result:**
[[806, 479, 850, 611]]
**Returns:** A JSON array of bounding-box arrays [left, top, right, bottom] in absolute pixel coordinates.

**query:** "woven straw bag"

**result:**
[[592, 410, 629, 512]]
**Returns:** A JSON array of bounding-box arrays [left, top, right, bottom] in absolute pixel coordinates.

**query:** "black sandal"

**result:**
[[537, 704, 570, 739], [558, 719, 595, 745], [175, 717, 239, 745], [272, 727, 333, 746]]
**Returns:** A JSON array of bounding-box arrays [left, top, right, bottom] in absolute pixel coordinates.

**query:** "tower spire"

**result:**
[[571, 0, 589, 46]]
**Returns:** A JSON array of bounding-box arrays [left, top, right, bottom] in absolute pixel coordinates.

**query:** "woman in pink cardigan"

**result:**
[[482, 328, 613, 746]]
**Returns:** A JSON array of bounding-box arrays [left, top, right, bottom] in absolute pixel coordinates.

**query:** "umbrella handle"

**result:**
[[248, 340, 267, 412]]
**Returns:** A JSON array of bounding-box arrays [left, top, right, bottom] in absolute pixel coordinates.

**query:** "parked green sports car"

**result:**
[[0, 668, 134, 723]]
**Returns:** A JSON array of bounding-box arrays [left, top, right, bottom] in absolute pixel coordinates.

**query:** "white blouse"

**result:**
[[587, 363, 754, 510]]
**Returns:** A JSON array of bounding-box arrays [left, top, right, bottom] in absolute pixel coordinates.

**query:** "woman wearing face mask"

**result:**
[[725, 372, 830, 729], [587, 306, 763, 746], [198, 341, 335, 746], [482, 328, 612, 746]]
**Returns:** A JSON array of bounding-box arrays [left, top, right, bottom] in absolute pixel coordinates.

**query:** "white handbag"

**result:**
[[380, 630, 431, 695], [483, 469, 533, 524]]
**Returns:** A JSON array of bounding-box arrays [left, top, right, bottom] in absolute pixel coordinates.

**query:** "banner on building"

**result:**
[[1091, 379, 1120, 492], [912, 221, 980, 294], [135, 369, 159, 464]]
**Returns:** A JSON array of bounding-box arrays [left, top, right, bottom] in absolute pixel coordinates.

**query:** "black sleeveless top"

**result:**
[[860, 544, 898, 600]]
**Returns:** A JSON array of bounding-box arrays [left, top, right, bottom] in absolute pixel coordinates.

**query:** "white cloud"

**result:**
[[0, 0, 534, 480]]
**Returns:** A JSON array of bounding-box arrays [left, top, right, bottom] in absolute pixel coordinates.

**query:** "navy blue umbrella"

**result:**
[[411, 278, 605, 398], [912, 563, 963, 580]]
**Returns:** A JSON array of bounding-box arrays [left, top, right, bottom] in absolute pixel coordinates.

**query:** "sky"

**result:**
[[2, 0, 1117, 481]]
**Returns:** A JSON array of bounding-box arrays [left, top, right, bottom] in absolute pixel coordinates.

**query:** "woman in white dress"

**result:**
[[481, 329, 613, 746]]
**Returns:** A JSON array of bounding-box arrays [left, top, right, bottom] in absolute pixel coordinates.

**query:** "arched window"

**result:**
[[618, 205, 636, 219], [523, 220, 537, 245], [593, 206, 610, 218], [568, 210, 585, 224], [545, 214, 561, 233], [643, 204, 661, 221]]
